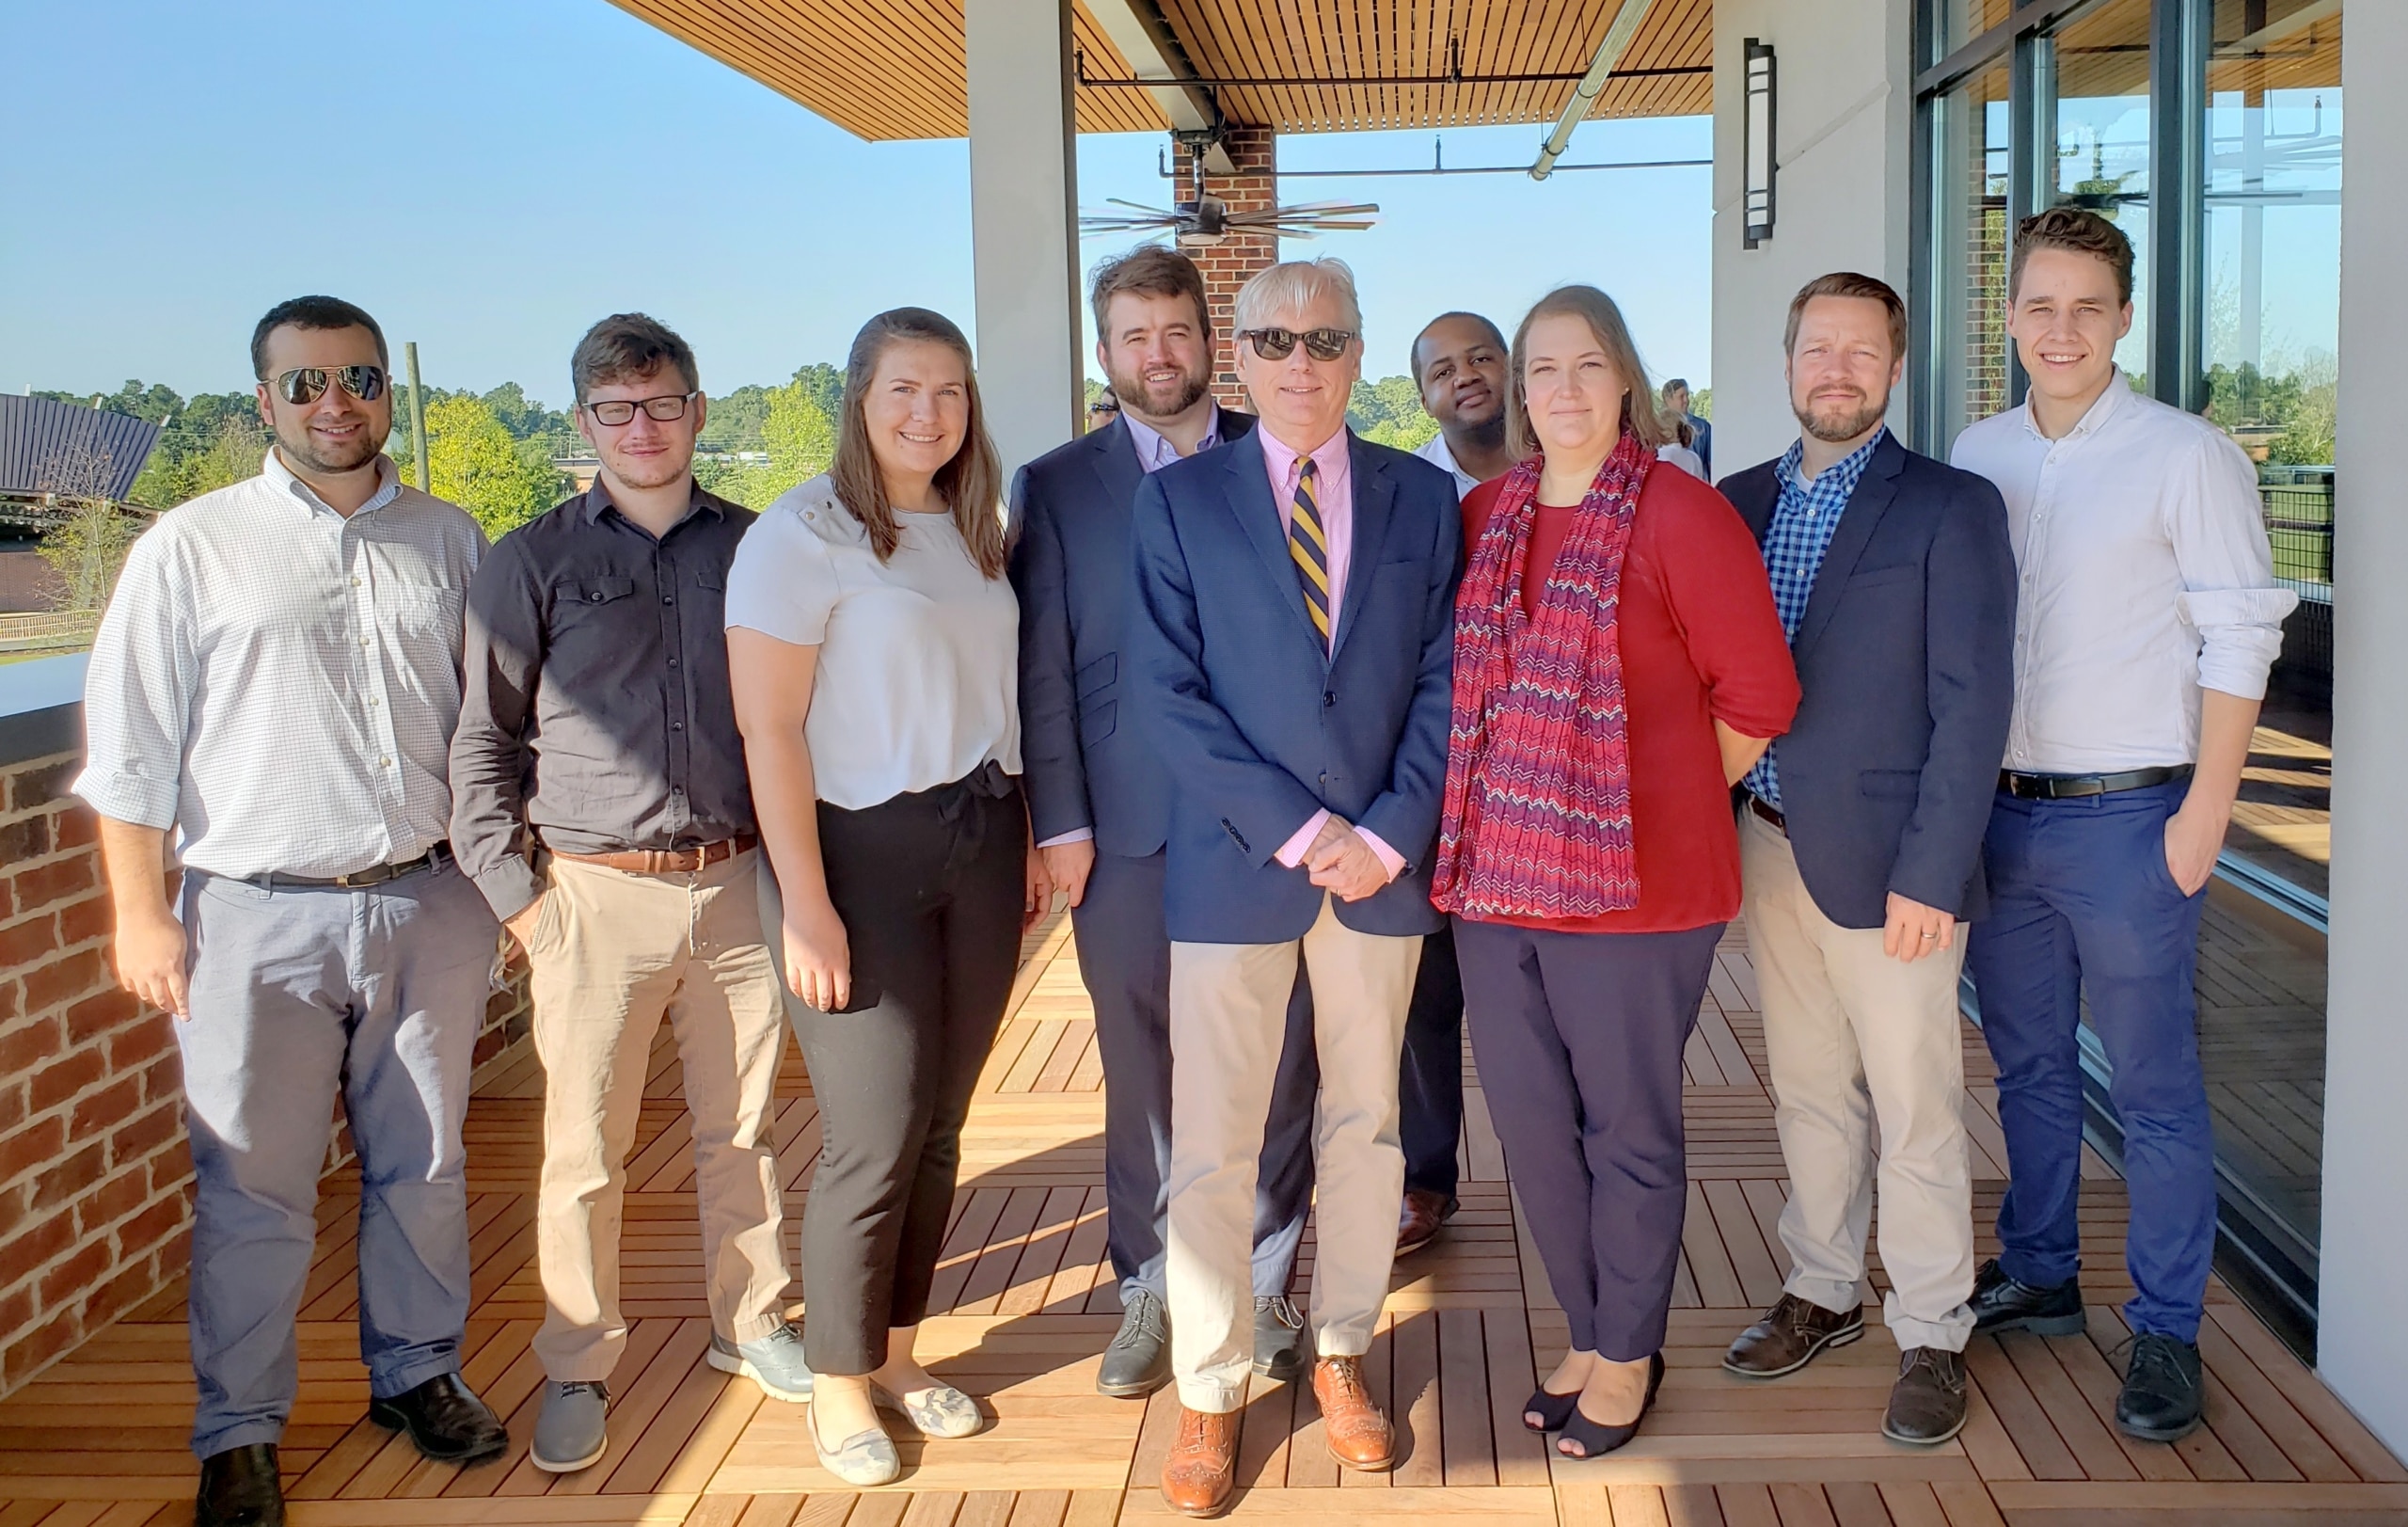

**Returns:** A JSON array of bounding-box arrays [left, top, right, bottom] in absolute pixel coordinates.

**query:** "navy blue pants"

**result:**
[[1454, 916, 1723, 1360], [1399, 929, 1465, 1203], [1073, 850, 1317, 1303], [1965, 781, 2215, 1342]]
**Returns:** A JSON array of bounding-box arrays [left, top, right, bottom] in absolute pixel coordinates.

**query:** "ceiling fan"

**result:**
[[1079, 133, 1378, 247]]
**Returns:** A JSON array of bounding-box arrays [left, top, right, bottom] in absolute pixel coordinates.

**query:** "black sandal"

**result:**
[[1522, 1386, 1580, 1433], [1557, 1353, 1665, 1460]]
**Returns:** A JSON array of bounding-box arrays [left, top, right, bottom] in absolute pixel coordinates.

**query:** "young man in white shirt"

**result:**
[[1949, 209, 2295, 1445]]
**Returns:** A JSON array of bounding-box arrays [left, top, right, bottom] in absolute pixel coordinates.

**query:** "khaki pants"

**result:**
[[1741, 808, 1975, 1353], [1165, 896, 1421, 1412], [526, 848, 791, 1381]]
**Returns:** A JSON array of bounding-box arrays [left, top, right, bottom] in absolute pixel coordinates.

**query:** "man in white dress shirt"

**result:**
[[1949, 210, 2295, 1446], [80, 297, 506, 1527]]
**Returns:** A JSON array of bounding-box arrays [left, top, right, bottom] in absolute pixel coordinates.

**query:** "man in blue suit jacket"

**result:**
[[1009, 247, 1321, 1402], [1714, 275, 2015, 1451], [1131, 259, 1458, 1515]]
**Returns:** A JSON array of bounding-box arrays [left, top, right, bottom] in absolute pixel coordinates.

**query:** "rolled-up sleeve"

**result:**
[[2169, 432, 2298, 701], [73, 528, 191, 829]]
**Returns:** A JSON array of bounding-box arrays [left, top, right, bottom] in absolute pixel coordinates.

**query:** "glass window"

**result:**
[[2049, 0, 2156, 380], [1932, 0, 2019, 65], [1928, 60, 2011, 457]]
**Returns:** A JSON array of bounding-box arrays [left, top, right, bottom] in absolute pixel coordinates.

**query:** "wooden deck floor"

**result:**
[[5, 913, 2403, 1525]]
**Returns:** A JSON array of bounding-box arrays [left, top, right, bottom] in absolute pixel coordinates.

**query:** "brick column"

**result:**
[[1177, 127, 1280, 413]]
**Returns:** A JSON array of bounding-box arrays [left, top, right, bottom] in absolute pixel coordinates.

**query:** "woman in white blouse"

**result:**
[[727, 308, 1045, 1485]]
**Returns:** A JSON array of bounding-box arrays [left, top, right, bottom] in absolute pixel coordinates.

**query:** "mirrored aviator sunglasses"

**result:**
[[271, 364, 388, 405], [1242, 326, 1355, 362]]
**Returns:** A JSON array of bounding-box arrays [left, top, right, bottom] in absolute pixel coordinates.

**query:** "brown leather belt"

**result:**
[[551, 834, 759, 875], [1744, 794, 1787, 835]]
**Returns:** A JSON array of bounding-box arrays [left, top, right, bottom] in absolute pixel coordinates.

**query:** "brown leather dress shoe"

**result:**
[[1312, 1355, 1395, 1471], [1396, 1189, 1452, 1256], [1721, 1292, 1865, 1378], [1160, 1406, 1241, 1518]]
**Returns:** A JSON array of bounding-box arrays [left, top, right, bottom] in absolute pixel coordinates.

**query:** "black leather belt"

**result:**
[[239, 843, 452, 889], [1999, 765, 2193, 801], [1744, 793, 1787, 835]]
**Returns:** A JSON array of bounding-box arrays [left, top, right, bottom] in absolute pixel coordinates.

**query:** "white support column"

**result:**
[[1709, 0, 1914, 471], [966, 0, 1083, 479], [2316, 0, 2408, 1456]]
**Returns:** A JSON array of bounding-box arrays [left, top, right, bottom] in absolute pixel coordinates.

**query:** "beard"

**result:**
[[1795, 389, 1890, 444], [1107, 360, 1211, 421], [607, 452, 690, 491], [275, 413, 388, 475]]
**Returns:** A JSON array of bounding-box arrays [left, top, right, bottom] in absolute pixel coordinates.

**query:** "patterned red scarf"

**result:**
[[1431, 428, 1651, 920]]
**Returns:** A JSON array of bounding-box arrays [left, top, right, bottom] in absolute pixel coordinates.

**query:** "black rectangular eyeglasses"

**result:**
[[1238, 327, 1356, 362], [267, 365, 388, 405], [585, 391, 699, 425]]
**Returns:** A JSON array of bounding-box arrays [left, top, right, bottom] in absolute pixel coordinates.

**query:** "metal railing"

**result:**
[[0, 610, 101, 655]]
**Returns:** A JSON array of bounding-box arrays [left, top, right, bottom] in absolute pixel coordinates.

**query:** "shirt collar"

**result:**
[[1122, 404, 1222, 471], [582, 474, 725, 527], [1260, 423, 1352, 492], [2019, 367, 2132, 443], [1779, 425, 1887, 493], [263, 447, 403, 518]]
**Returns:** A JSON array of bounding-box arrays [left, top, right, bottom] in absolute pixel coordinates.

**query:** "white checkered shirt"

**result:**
[[75, 451, 487, 879]]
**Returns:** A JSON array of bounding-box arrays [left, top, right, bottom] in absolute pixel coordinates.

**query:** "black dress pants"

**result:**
[[1398, 928, 1465, 1204], [779, 771, 1025, 1375]]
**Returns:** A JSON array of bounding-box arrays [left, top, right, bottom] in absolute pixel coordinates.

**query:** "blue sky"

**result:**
[[1, 0, 1714, 406]]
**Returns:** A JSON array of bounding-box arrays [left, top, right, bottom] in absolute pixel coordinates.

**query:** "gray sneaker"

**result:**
[[708, 1321, 815, 1402], [1098, 1288, 1171, 1398], [531, 1380, 609, 1474]]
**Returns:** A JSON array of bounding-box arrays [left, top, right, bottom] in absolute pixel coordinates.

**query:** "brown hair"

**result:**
[[571, 312, 699, 406], [1783, 273, 1909, 360], [2010, 207, 2134, 306], [1089, 245, 1212, 339], [1505, 285, 1665, 460], [829, 308, 1007, 579]]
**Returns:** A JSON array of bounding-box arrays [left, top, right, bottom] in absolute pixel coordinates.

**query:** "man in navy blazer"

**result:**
[[1009, 247, 1321, 1403], [1714, 275, 2015, 1450], [1131, 259, 1458, 1514]]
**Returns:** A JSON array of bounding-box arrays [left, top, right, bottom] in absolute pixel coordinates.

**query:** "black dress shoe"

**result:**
[[1253, 1294, 1308, 1382], [1882, 1347, 1969, 1444], [2115, 1332, 2205, 1442], [367, 1372, 509, 1462], [1099, 1288, 1173, 1398], [1968, 1257, 2086, 1337], [197, 1442, 283, 1527]]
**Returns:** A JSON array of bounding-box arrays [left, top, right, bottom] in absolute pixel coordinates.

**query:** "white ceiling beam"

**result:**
[[1085, 0, 1233, 169]]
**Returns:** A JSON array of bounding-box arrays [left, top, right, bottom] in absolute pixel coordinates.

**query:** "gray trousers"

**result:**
[[176, 859, 497, 1458]]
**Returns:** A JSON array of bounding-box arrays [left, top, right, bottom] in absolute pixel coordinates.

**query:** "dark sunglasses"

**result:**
[[266, 365, 388, 406], [585, 391, 699, 426], [1238, 326, 1356, 362]]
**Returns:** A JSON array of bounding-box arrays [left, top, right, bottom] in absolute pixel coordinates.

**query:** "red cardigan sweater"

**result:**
[[1455, 465, 1798, 934]]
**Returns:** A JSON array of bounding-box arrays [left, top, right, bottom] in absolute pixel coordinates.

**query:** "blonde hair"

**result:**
[[1505, 285, 1665, 460], [829, 308, 1007, 579], [1232, 258, 1364, 335]]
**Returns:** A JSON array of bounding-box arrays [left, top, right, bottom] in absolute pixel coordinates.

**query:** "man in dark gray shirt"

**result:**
[[450, 314, 807, 1474]]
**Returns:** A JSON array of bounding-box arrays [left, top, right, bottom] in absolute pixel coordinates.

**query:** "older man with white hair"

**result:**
[[1130, 259, 1461, 1516]]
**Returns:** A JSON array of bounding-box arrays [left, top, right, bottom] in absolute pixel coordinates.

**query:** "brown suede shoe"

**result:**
[[1312, 1356, 1396, 1471], [1396, 1189, 1451, 1256], [1721, 1292, 1865, 1378], [1160, 1406, 1241, 1518]]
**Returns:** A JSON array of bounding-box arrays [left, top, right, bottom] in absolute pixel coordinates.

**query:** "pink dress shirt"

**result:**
[[1256, 427, 1404, 883]]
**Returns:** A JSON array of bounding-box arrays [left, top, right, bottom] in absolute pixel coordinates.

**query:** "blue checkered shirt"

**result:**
[[1743, 428, 1886, 809]]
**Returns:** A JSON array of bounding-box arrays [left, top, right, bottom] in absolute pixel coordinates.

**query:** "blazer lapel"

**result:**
[[1791, 433, 1906, 659], [1086, 416, 1145, 513], [1330, 436, 1396, 665], [1222, 434, 1320, 641]]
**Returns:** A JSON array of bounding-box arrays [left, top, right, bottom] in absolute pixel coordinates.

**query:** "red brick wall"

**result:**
[[0, 736, 531, 1397], [1177, 127, 1281, 413]]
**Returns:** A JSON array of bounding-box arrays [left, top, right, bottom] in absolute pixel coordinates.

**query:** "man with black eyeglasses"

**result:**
[[450, 313, 806, 1473], [82, 296, 508, 1527]]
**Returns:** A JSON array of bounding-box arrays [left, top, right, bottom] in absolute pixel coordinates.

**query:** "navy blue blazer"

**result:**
[[1719, 433, 2016, 930], [1008, 411, 1258, 858], [1131, 429, 1460, 944]]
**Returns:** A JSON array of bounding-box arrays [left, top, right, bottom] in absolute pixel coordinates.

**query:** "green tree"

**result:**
[[1347, 374, 1438, 450], [712, 380, 837, 508], [32, 439, 142, 612], [404, 394, 566, 537], [792, 362, 846, 423]]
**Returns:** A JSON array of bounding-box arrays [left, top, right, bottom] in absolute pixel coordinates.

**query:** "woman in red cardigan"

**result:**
[[1434, 286, 1799, 1459]]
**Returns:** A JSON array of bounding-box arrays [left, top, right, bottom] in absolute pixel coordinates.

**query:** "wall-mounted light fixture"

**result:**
[[1743, 39, 1776, 248]]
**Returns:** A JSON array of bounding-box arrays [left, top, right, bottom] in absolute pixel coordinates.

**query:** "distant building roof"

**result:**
[[0, 394, 165, 501]]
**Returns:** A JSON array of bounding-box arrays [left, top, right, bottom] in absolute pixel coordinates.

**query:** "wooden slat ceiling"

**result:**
[[605, 0, 1711, 142]]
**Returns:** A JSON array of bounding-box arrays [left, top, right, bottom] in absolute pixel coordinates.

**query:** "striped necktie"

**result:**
[[1289, 457, 1332, 649]]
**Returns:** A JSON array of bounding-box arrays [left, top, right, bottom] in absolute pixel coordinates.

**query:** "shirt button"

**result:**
[[351, 577, 362, 588], [367, 696, 379, 708], [668, 657, 680, 668], [662, 595, 675, 606], [379, 756, 392, 768], [672, 721, 684, 731]]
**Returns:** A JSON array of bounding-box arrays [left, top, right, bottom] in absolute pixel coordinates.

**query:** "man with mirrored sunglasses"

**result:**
[[81, 295, 506, 1527], [451, 313, 804, 1474]]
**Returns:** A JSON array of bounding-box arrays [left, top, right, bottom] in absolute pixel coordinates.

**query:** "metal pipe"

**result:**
[[1077, 57, 1707, 89], [1531, 0, 1660, 181], [405, 342, 432, 496]]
